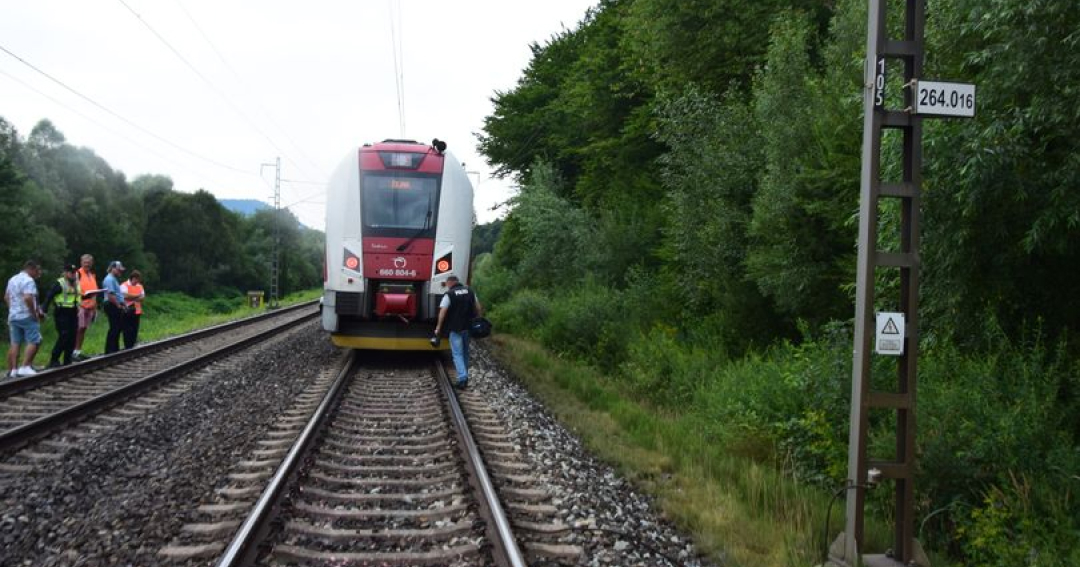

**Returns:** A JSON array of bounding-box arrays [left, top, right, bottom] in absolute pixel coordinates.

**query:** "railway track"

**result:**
[[160, 352, 582, 566], [0, 301, 317, 459]]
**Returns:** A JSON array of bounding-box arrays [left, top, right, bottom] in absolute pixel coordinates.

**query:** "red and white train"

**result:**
[[321, 139, 474, 350]]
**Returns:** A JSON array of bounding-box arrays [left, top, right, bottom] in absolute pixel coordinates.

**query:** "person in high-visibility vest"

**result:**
[[42, 264, 81, 367], [73, 254, 100, 361], [120, 270, 145, 350]]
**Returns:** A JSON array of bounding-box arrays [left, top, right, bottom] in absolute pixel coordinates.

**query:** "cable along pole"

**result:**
[[833, 1, 973, 566]]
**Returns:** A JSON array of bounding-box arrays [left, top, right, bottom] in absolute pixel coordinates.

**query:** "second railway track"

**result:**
[[0, 301, 318, 457]]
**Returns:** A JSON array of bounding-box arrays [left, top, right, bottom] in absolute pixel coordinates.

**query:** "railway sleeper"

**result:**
[[270, 542, 484, 566]]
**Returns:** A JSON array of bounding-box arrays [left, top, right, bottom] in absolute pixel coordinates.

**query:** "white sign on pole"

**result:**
[[875, 312, 905, 356], [914, 80, 976, 117]]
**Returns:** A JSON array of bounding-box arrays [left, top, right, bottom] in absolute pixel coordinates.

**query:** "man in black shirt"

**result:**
[[434, 275, 483, 388]]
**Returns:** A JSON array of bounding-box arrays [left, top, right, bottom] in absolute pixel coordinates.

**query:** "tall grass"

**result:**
[[486, 280, 1079, 565]]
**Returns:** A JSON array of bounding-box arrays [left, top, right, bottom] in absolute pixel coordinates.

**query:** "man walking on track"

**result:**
[[434, 274, 483, 389]]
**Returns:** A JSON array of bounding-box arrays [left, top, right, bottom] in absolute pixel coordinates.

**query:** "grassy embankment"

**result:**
[[487, 333, 897, 567], [478, 276, 1079, 567], [3, 289, 321, 364]]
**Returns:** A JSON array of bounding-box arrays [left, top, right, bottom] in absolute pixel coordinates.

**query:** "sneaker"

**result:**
[[73, 352, 90, 362], [16, 366, 38, 377], [454, 379, 468, 390], [4, 371, 15, 380]]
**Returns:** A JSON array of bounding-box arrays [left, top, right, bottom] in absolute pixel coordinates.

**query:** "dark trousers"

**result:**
[[104, 303, 123, 354], [122, 311, 141, 349], [50, 307, 78, 365]]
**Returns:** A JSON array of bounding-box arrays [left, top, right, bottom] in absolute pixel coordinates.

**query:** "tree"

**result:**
[[0, 118, 67, 279], [471, 219, 503, 258], [622, 0, 832, 94], [491, 161, 598, 289], [745, 10, 863, 326], [144, 190, 241, 295], [921, 0, 1080, 342], [655, 87, 787, 350]]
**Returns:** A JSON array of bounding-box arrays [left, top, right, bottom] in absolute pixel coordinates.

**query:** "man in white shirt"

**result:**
[[5, 260, 44, 379]]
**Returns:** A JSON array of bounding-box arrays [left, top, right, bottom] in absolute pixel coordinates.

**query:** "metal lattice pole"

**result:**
[[835, 1, 927, 566], [262, 157, 282, 309], [271, 156, 281, 308]]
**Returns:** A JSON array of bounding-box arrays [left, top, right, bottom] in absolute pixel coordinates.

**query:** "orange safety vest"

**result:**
[[123, 281, 145, 315], [78, 267, 99, 310]]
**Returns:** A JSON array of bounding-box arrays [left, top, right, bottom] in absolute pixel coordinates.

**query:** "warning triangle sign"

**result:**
[[882, 317, 900, 335]]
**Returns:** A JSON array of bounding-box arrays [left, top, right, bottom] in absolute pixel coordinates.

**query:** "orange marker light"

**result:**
[[345, 257, 359, 269], [436, 260, 450, 272]]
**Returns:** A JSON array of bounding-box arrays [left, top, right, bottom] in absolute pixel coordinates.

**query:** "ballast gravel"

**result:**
[[1, 324, 716, 567], [0, 321, 338, 567], [469, 344, 717, 567]]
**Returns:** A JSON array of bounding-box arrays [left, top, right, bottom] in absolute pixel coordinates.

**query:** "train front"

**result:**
[[322, 139, 474, 350]]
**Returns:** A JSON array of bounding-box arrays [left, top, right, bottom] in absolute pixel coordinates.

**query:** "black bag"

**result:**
[[469, 317, 492, 339]]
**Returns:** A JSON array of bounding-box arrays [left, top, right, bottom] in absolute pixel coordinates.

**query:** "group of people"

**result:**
[[4, 254, 145, 379]]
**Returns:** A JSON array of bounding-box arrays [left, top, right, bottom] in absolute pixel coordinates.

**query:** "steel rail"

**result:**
[[0, 299, 318, 399], [0, 311, 318, 454], [215, 350, 357, 567], [435, 359, 528, 567]]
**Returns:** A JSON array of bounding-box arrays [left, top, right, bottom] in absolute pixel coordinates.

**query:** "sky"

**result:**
[[0, 0, 597, 229]]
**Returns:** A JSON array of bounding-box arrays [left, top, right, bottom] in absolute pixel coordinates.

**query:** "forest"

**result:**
[[0, 117, 324, 299], [474, 0, 1079, 564]]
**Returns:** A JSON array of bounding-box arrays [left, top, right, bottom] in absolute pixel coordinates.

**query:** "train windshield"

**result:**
[[361, 173, 439, 235]]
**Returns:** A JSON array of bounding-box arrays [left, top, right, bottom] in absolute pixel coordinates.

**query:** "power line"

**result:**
[[0, 65, 219, 185], [0, 42, 257, 177], [170, 0, 324, 176], [281, 186, 328, 209], [388, 0, 406, 137], [116, 0, 316, 183]]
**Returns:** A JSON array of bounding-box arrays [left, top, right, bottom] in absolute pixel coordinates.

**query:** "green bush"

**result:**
[[956, 476, 1080, 567], [489, 289, 551, 337], [711, 328, 851, 485], [621, 325, 716, 409], [916, 331, 1080, 559], [471, 252, 518, 306], [536, 281, 627, 368]]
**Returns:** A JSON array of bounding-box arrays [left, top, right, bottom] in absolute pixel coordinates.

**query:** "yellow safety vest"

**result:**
[[55, 277, 81, 308]]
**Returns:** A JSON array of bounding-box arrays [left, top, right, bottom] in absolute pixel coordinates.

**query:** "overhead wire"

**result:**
[[280, 178, 326, 186], [388, 0, 406, 138], [0, 65, 220, 186], [0, 42, 257, 177], [170, 0, 324, 176], [281, 184, 328, 209], [115, 0, 317, 185]]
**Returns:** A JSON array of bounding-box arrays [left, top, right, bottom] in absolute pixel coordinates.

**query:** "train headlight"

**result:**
[[343, 249, 360, 271], [435, 254, 452, 275]]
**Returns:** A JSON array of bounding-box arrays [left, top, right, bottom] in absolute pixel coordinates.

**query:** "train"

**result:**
[[321, 138, 474, 350]]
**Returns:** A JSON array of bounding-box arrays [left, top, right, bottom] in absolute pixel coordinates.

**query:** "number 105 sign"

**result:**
[[914, 80, 976, 117]]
